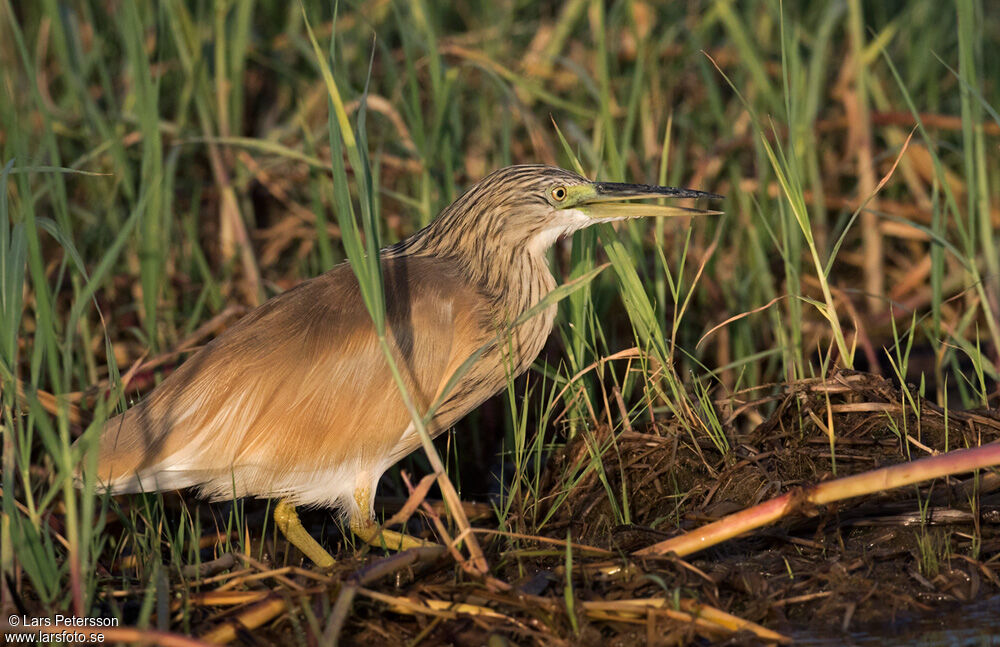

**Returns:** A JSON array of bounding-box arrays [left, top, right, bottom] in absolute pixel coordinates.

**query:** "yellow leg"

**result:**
[[350, 486, 433, 551], [273, 500, 335, 568]]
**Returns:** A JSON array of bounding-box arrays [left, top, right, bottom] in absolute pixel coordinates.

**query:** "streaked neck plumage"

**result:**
[[386, 165, 588, 326]]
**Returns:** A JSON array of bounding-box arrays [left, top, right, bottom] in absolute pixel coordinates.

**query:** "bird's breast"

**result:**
[[419, 255, 557, 435]]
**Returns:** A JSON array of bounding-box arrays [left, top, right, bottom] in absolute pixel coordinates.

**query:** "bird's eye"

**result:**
[[551, 186, 568, 201]]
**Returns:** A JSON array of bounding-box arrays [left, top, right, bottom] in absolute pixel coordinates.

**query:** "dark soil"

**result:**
[[331, 371, 1000, 645], [512, 370, 1000, 641], [47, 370, 1000, 645]]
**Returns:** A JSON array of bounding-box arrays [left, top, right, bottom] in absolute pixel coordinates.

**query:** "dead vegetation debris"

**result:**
[[27, 370, 993, 646]]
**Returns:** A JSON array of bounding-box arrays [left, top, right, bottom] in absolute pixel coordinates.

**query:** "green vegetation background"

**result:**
[[1, 0, 998, 627]]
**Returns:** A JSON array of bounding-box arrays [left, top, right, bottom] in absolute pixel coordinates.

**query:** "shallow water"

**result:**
[[796, 596, 1000, 646]]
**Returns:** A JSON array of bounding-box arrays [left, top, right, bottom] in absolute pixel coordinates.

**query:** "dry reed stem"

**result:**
[[193, 568, 254, 588], [180, 553, 238, 579], [472, 527, 614, 556], [356, 589, 534, 633], [347, 546, 448, 586], [324, 585, 357, 647], [355, 587, 456, 619], [817, 110, 1000, 135], [198, 595, 291, 644], [841, 36, 882, 313], [637, 442, 1000, 558], [14, 380, 84, 426], [185, 590, 270, 607], [581, 598, 790, 643], [323, 545, 449, 645], [203, 140, 261, 305], [385, 472, 436, 528]]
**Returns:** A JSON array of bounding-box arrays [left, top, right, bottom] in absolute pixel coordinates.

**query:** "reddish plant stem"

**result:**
[[637, 443, 1000, 558]]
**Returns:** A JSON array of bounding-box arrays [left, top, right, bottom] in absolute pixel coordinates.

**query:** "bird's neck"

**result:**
[[485, 250, 557, 322], [387, 227, 558, 378], [472, 248, 557, 376], [389, 228, 556, 323], [459, 246, 556, 324]]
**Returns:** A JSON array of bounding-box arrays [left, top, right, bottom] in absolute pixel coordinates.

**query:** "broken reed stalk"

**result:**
[[636, 442, 1000, 558], [581, 598, 791, 644], [357, 589, 790, 644]]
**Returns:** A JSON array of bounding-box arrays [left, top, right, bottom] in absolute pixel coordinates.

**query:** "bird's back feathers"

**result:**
[[91, 255, 495, 509]]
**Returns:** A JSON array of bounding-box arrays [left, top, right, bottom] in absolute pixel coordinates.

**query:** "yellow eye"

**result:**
[[551, 186, 567, 201]]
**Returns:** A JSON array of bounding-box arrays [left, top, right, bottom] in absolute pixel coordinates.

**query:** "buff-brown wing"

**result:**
[[91, 256, 488, 502]]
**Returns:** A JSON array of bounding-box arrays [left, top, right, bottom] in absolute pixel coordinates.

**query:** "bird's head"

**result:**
[[428, 165, 722, 257]]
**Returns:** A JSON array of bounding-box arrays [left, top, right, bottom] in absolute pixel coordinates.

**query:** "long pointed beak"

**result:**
[[577, 181, 723, 220]]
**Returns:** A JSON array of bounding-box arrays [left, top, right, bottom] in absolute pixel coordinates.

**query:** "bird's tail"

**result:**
[[73, 405, 205, 495]]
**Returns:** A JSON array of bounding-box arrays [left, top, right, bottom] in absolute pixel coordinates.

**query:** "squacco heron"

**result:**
[[85, 165, 720, 567]]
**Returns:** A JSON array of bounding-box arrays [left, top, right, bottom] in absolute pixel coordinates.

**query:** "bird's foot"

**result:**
[[350, 484, 440, 551], [350, 516, 435, 552], [273, 500, 335, 568]]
